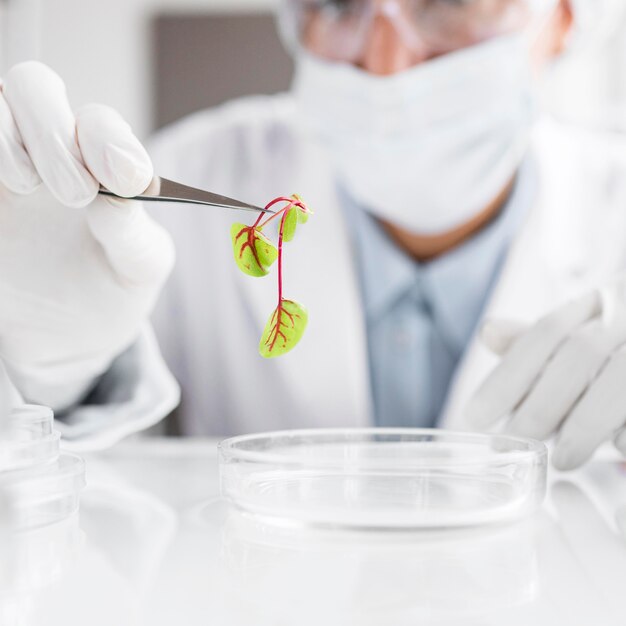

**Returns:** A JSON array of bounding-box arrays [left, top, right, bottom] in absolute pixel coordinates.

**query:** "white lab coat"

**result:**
[[63, 94, 626, 445]]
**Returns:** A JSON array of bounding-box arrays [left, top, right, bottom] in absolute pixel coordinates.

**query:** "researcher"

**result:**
[[1, 0, 625, 469]]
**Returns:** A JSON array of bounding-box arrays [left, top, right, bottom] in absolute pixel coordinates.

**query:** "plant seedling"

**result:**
[[231, 194, 313, 358]]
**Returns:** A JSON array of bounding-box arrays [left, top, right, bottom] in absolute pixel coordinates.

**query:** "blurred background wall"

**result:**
[[1, 0, 626, 139], [0, 0, 284, 139]]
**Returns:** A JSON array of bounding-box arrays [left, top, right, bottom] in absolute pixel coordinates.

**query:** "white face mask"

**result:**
[[292, 35, 538, 235]]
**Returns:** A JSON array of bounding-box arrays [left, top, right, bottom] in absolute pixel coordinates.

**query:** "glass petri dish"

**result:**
[[0, 453, 86, 530], [218, 429, 547, 530]]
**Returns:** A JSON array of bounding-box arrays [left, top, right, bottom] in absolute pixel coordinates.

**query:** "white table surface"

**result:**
[[3, 438, 626, 626]]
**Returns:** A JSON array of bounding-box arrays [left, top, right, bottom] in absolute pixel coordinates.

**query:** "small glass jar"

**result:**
[[0, 404, 59, 471], [0, 404, 85, 529]]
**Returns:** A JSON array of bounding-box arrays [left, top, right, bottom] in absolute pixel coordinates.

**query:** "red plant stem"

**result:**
[[266, 196, 295, 210], [259, 202, 309, 230], [255, 198, 310, 231], [263, 210, 290, 353], [254, 196, 294, 228], [277, 209, 288, 304], [253, 194, 311, 353], [258, 202, 295, 230]]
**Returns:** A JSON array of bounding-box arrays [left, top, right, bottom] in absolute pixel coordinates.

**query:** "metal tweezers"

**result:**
[[99, 176, 273, 213]]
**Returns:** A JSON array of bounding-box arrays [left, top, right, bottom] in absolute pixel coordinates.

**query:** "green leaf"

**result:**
[[297, 208, 309, 224], [231, 223, 277, 277], [291, 194, 310, 224], [259, 299, 308, 358], [282, 207, 299, 243]]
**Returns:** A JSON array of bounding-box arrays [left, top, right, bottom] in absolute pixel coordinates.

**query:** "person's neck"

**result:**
[[379, 178, 516, 263]]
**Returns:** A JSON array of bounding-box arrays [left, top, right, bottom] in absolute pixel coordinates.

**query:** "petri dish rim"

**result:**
[[0, 452, 85, 493], [218, 428, 547, 469]]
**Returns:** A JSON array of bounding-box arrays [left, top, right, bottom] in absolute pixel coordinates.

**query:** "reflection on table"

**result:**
[[0, 440, 624, 626]]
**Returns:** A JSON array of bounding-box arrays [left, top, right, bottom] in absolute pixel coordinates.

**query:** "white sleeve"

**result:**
[[50, 115, 206, 447], [55, 326, 180, 451]]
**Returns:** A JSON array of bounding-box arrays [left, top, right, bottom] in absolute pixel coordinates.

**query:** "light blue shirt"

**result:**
[[342, 161, 535, 428]]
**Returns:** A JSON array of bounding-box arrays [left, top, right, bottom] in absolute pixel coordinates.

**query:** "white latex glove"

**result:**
[[467, 280, 626, 470], [0, 62, 174, 411]]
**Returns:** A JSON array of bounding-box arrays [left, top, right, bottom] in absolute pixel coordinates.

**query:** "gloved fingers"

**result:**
[[86, 197, 175, 286], [3, 61, 98, 208], [75, 103, 153, 198], [506, 320, 614, 441], [0, 85, 41, 194], [552, 350, 626, 470], [466, 291, 601, 429], [479, 318, 528, 356]]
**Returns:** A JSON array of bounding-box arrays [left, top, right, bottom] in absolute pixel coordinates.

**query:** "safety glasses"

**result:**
[[281, 0, 558, 62]]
